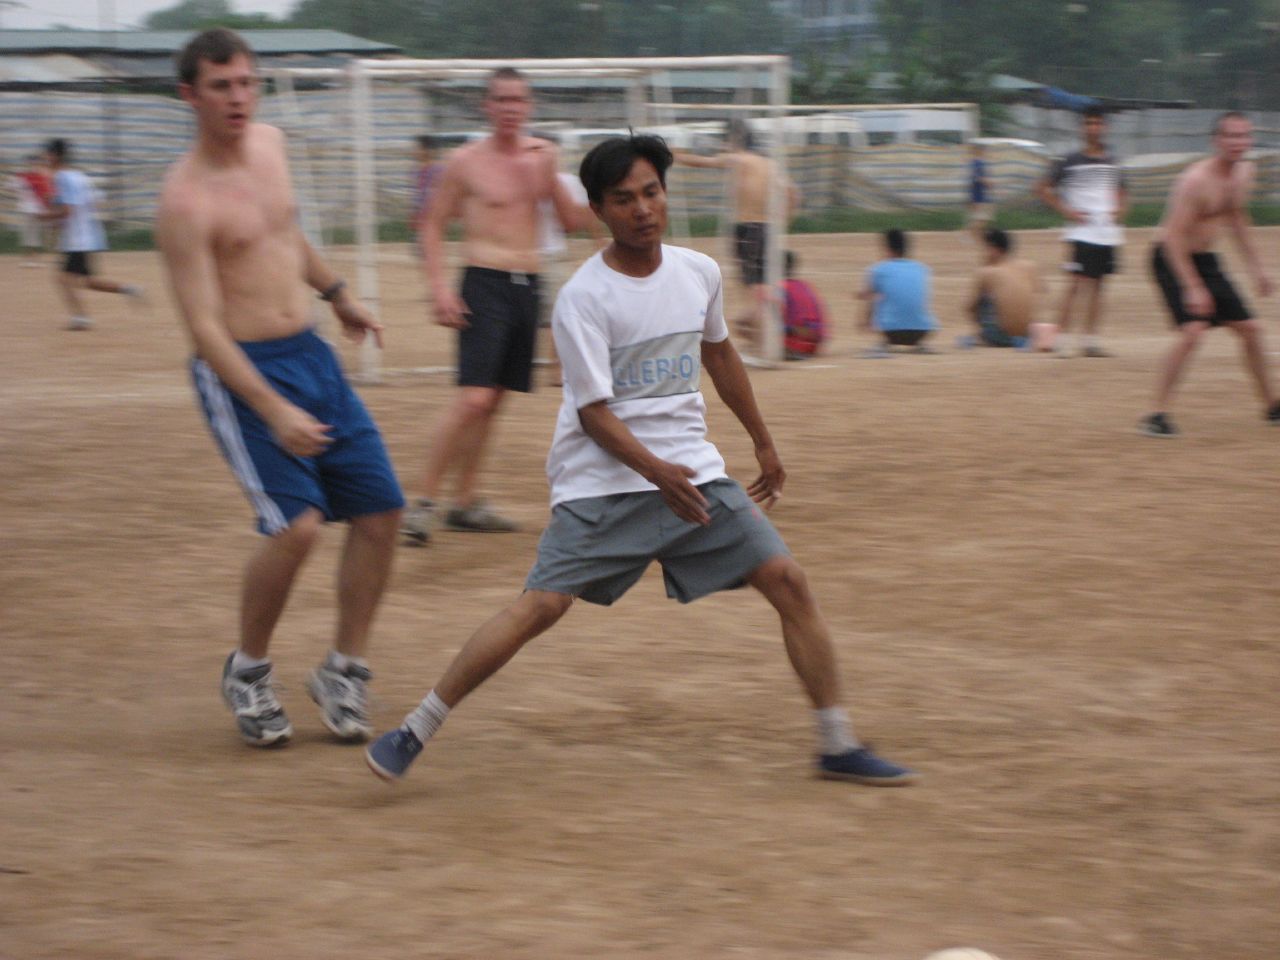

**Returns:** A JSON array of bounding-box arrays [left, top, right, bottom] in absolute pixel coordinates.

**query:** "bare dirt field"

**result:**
[[2, 228, 1278, 960]]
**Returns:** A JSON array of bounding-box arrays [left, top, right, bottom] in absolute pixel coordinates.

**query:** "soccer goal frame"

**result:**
[[271, 54, 792, 380]]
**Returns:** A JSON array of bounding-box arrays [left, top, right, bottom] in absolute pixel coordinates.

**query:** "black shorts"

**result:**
[[1151, 245, 1250, 327], [458, 267, 540, 392], [1066, 241, 1117, 279], [63, 251, 93, 276], [884, 328, 930, 347], [734, 222, 767, 286]]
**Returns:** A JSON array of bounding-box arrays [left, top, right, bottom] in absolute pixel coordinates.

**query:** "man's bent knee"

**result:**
[[518, 589, 574, 629], [749, 555, 812, 603], [457, 386, 504, 419]]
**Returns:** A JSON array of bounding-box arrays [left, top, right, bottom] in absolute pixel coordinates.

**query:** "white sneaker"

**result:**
[[307, 660, 373, 742], [221, 653, 292, 747], [65, 316, 93, 331]]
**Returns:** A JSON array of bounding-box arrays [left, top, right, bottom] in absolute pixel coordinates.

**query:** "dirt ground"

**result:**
[[2, 228, 1278, 960]]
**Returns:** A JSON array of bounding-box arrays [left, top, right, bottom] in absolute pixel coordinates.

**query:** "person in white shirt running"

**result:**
[[366, 133, 917, 789], [41, 138, 144, 331]]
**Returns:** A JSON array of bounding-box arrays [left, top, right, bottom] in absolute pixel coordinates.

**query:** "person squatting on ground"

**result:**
[[41, 138, 145, 331], [401, 68, 581, 545], [1142, 111, 1279, 437], [857, 228, 938, 357], [156, 28, 404, 747], [366, 133, 917, 789], [1037, 106, 1128, 358], [962, 228, 1046, 349], [781, 250, 829, 360]]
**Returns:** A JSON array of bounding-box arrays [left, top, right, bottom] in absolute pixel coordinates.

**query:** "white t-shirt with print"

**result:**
[[53, 169, 106, 253], [547, 244, 730, 507]]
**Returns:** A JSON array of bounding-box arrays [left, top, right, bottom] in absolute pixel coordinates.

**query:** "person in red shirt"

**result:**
[[781, 251, 828, 359], [15, 152, 53, 265]]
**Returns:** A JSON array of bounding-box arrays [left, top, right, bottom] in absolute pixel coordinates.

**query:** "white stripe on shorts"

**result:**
[[193, 360, 290, 535]]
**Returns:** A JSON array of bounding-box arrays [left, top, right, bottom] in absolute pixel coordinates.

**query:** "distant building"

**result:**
[[772, 0, 882, 63], [0, 29, 401, 90]]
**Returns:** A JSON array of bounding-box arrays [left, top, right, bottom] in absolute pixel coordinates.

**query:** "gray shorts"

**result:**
[[525, 478, 789, 606]]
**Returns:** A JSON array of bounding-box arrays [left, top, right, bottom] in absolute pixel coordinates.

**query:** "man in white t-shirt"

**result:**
[[530, 133, 599, 384], [367, 133, 917, 789], [1037, 107, 1128, 357], [42, 138, 144, 331]]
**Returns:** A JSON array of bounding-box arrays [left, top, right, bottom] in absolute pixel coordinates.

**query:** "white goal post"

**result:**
[[270, 54, 792, 380]]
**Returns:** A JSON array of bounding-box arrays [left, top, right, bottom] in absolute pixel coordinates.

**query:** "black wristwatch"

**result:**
[[318, 279, 347, 302]]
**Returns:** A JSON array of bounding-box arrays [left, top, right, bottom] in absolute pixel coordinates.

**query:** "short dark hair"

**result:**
[[1213, 110, 1249, 135], [579, 133, 673, 206], [727, 118, 755, 152], [46, 137, 69, 161], [885, 228, 907, 257], [416, 134, 436, 150], [487, 66, 527, 93], [177, 28, 254, 86], [984, 227, 1012, 253], [1082, 105, 1106, 120], [785, 250, 797, 277]]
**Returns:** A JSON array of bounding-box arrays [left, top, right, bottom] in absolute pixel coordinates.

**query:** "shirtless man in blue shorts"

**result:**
[[366, 134, 916, 789], [156, 29, 404, 747]]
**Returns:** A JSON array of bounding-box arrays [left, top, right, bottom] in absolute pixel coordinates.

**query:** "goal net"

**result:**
[[266, 55, 792, 379]]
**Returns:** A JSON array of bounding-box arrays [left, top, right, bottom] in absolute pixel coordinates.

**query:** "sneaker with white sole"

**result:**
[[400, 497, 435, 546], [221, 653, 292, 747], [1139, 412, 1179, 437], [307, 660, 373, 742], [365, 727, 424, 781], [445, 500, 519, 532], [817, 747, 918, 786]]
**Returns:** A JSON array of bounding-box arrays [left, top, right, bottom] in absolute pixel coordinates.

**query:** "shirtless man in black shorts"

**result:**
[[1141, 111, 1278, 437]]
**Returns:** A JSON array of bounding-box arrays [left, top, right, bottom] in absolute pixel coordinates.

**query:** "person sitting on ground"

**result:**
[[963, 228, 1046, 348], [857, 228, 937, 355], [781, 250, 828, 360]]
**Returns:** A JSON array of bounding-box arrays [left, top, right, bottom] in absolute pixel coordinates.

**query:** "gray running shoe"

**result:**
[[445, 500, 519, 532], [400, 498, 435, 546], [65, 317, 93, 331], [221, 653, 292, 747], [307, 660, 374, 742], [1139, 412, 1179, 437]]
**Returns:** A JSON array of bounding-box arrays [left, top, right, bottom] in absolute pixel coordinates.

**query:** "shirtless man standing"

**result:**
[[676, 120, 799, 359], [401, 68, 578, 544], [156, 29, 404, 747], [1142, 111, 1278, 437], [965, 228, 1045, 348]]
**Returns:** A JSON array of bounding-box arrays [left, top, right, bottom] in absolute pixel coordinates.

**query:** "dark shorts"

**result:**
[[63, 251, 93, 276], [191, 328, 404, 536], [976, 296, 1018, 347], [459, 266, 540, 392], [884, 328, 930, 347], [1066, 241, 1117, 280], [525, 479, 790, 606], [1151, 245, 1251, 327], [734, 222, 768, 286]]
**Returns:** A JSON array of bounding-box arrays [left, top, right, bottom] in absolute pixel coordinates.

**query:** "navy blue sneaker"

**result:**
[[365, 727, 424, 782], [818, 747, 918, 786]]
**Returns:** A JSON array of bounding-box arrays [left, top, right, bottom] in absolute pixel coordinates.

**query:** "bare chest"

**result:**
[[462, 153, 541, 211], [205, 167, 296, 258]]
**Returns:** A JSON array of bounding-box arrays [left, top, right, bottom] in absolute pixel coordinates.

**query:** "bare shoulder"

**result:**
[[157, 152, 201, 219]]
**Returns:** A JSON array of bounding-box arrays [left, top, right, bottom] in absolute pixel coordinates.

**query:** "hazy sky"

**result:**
[[2, 0, 295, 31]]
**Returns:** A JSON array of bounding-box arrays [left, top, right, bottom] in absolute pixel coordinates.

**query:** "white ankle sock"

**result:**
[[815, 706, 860, 755], [403, 690, 450, 743], [325, 651, 367, 673], [231, 650, 270, 673]]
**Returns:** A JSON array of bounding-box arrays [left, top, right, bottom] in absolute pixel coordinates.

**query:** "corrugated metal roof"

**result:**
[[0, 53, 111, 83], [0, 29, 400, 55]]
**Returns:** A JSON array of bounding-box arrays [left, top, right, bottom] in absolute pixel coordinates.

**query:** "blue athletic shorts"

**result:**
[[191, 328, 404, 535]]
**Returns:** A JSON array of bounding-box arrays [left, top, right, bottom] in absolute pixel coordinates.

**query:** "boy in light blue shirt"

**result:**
[[857, 228, 938, 356]]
